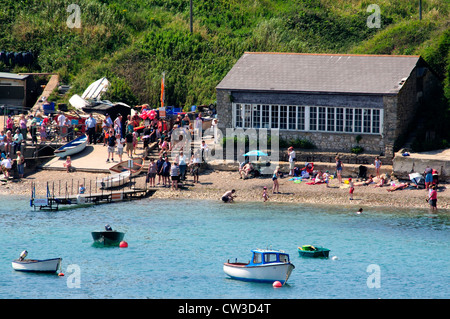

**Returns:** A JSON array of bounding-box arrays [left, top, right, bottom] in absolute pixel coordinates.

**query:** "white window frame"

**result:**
[[232, 103, 383, 135]]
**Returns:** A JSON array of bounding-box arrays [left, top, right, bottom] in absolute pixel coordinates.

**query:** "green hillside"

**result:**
[[1, 0, 449, 150]]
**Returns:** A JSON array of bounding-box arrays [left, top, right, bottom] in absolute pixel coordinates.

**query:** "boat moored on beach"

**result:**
[[54, 135, 88, 158], [12, 251, 62, 273], [298, 245, 330, 258], [223, 249, 295, 284], [109, 158, 145, 177], [97, 171, 131, 189]]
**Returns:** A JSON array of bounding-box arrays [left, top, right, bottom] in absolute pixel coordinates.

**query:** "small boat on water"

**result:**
[[12, 250, 62, 273], [92, 224, 125, 246], [223, 249, 295, 284], [54, 135, 87, 158], [298, 245, 330, 258], [97, 171, 130, 189], [109, 157, 145, 177]]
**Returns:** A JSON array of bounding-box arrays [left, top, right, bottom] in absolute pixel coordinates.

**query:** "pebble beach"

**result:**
[[3, 167, 449, 211]]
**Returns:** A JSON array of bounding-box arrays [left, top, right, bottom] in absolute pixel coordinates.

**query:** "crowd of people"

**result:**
[[234, 146, 442, 211]]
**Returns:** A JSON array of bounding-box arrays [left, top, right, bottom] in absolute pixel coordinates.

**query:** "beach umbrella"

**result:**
[[243, 150, 268, 157]]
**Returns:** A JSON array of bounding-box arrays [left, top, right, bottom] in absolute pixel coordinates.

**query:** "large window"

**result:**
[[233, 103, 383, 135]]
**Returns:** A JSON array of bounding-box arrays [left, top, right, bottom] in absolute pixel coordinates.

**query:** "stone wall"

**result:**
[[216, 89, 233, 131], [278, 130, 384, 156]]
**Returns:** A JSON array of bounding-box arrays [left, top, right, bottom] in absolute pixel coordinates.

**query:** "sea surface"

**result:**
[[0, 195, 448, 299]]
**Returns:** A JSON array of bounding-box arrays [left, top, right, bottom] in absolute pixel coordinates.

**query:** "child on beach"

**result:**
[[428, 185, 437, 211], [116, 133, 125, 162], [262, 187, 269, 202], [63, 156, 72, 173], [348, 178, 354, 200], [374, 156, 382, 178], [106, 130, 116, 162], [323, 170, 330, 187]]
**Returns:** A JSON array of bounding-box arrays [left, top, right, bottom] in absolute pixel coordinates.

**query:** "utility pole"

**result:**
[[419, 0, 422, 20], [190, 0, 193, 33]]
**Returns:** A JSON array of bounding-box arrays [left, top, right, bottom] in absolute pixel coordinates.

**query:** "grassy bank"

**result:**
[[1, 0, 449, 148]]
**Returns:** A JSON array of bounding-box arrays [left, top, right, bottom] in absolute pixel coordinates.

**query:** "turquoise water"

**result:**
[[0, 196, 448, 299]]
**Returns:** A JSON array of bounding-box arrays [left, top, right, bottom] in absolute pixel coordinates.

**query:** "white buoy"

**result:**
[[332, 256, 338, 260]]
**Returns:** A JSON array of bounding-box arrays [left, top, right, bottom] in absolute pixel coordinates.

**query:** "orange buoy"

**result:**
[[272, 281, 282, 288], [58, 272, 65, 277], [119, 241, 128, 248]]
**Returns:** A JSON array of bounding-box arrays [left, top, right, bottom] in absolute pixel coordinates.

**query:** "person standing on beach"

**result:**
[[161, 157, 171, 187], [85, 113, 97, 145], [288, 147, 295, 176], [348, 178, 354, 200], [178, 151, 188, 181], [146, 158, 157, 187], [170, 161, 180, 190], [335, 156, 343, 184], [156, 155, 164, 185], [114, 113, 123, 138], [272, 166, 281, 194], [190, 149, 201, 183], [106, 129, 116, 162], [15, 151, 25, 180], [428, 185, 437, 211], [374, 156, 382, 178], [116, 133, 125, 162], [57, 111, 66, 137], [424, 167, 433, 190]]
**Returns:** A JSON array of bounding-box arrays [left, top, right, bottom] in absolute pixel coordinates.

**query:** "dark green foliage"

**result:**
[[0, 0, 448, 136]]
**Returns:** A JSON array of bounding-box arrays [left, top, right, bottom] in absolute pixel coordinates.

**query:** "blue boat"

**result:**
[[54, 135, 87, 158], [223, 249, 295, 284]]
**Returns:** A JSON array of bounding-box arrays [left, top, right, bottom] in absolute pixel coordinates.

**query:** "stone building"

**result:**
[[215, 52, 440, 161], [0, 72, 31, 108]]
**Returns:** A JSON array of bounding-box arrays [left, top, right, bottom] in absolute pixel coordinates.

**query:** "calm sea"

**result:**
[[0, 195, 448, 299]]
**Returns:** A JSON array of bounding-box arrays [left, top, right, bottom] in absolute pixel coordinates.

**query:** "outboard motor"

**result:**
[[19, 250, 28, 261]]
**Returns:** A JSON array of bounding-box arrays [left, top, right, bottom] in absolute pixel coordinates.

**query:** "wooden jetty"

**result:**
[[30, 179, 156, 211]]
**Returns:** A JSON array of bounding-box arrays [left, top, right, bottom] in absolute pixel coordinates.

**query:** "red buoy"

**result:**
[[273, 281, 282, 288], [58, 272, 65, 277], [119, 241, 128, 248]]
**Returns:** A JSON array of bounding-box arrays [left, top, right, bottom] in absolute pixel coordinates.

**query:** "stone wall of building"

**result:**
[[278, 130, 385, 156], [216, 89, 233, 131]]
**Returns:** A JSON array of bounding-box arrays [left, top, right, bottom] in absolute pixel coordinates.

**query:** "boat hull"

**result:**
[[298, 248, 330, 258], [97, 171, 130, 188], [54, 135, 87, 158], [223, 262, 295, 284], [109, 158, 144, 177], [12, 258, 61, 273], [92, 231, 125, 246]]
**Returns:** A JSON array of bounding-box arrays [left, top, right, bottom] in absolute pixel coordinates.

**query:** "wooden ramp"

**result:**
[[30, 185, 156, 211], [30, 74, 59, 113]]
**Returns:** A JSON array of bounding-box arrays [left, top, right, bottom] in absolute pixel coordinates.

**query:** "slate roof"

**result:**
[[216, 52, 421, 95]]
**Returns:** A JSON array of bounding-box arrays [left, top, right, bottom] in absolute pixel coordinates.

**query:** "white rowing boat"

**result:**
[[54, 135, 87, 158]]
